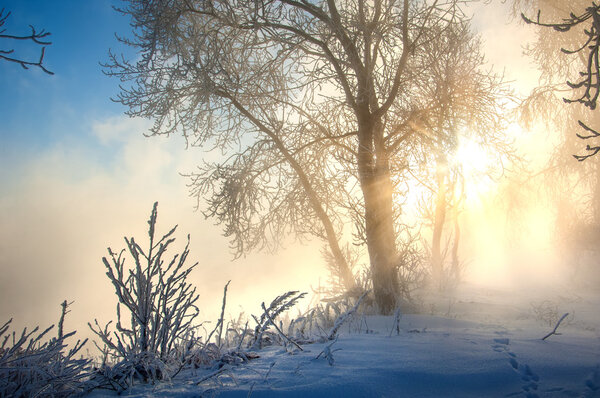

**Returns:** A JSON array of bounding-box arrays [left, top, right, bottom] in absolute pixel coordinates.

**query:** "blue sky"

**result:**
[[1, 1, 131, 152]]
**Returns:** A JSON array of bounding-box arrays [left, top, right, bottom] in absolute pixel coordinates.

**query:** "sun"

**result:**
[[454, 138, 491, 174], [449, 134, 497, 204]]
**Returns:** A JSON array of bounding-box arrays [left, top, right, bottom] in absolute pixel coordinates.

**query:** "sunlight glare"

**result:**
[[450, 133, 497, 204]]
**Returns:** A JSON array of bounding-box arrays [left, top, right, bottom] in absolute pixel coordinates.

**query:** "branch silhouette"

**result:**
[[523, 3, 600, 160], [0, 8, 53, 74]]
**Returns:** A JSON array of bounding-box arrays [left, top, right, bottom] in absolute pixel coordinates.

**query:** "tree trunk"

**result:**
[[451, 205, 461, 283], [431, 157, 448, 288], [326, 231, 357, 290], [357, 121, 400, 314], [593, 163, 600, 225]]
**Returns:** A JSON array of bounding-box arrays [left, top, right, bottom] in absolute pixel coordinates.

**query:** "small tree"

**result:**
[[89, 202, 199, 383], [106, 0, 512, 314], [0, 8, 53, 74]]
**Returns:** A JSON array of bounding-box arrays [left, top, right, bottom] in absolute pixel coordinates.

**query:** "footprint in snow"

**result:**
[[492, 337, 510, 352], [581, 364, 600, 397], [491, 337, 541, 398]]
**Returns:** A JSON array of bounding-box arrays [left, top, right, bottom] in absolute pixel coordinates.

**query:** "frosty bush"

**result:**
[[89, 202, 199, 389], [0, 302, 89, 397], [250, 291, 306, 350], [530, 300, 560, 327]]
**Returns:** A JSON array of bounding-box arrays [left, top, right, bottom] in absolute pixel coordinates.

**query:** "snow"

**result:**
[[86, 283, 600, 397]]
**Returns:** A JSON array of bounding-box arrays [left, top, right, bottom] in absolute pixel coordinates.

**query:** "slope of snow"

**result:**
[[86, 284, 600, 397]]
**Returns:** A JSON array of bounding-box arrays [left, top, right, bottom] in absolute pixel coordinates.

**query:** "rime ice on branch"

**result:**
[[89, 202, 199, 387]]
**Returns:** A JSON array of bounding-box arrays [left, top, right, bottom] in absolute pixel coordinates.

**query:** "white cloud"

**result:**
[[92, 115, 151, 145]]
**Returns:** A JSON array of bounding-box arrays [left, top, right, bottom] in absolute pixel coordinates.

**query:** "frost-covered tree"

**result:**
[[106, 0, 509, 313], [406, 21, 513, 287]]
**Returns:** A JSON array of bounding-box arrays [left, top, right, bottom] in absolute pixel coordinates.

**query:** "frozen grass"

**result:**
[[0, 303, 90, 397]]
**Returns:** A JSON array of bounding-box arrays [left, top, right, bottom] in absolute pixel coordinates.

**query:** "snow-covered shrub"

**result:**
[[89, 202, 199, 390], [286, 302, 342, 343], [0, 303, 90, 397], [530, 299, 575, 329], [396, 230, 429, 296], [250, 291, 306, 350], [181, 281, 254, 370], [327, 291, 370, 340], [530, 300, 560, 326], [283, 291, 375, 344]]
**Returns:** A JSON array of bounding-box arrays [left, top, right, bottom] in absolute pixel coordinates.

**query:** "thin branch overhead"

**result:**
[[523, 3, 600, 160], [0, 8, 53, 74]]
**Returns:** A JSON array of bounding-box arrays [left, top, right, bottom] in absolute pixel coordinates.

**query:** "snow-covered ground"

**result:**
[[86, 283, 600, 397]]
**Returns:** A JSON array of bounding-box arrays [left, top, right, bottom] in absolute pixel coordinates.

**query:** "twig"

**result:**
[[315, 337, 341, 366], [0, 9, 53, 74], [195, 366, 228, 385], [542, 312, 569, 341], [263, 361, 276, 382], [328, 290, 370, 340], [57, 300, 72, 339], [236, 321, 249, 351], [260, 303, 303, 351], [247, 381, 256, 397], [217, 280, 231, 348], [389, 307, 402, 337]]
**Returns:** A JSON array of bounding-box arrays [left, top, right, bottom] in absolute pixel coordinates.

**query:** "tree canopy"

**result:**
[[108, 0, 510, 313]]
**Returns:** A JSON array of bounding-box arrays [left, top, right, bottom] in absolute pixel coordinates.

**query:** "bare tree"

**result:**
[[419, 22, 512, 286], [0, 8, 53, 74], [106, 0, 507, 313]]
